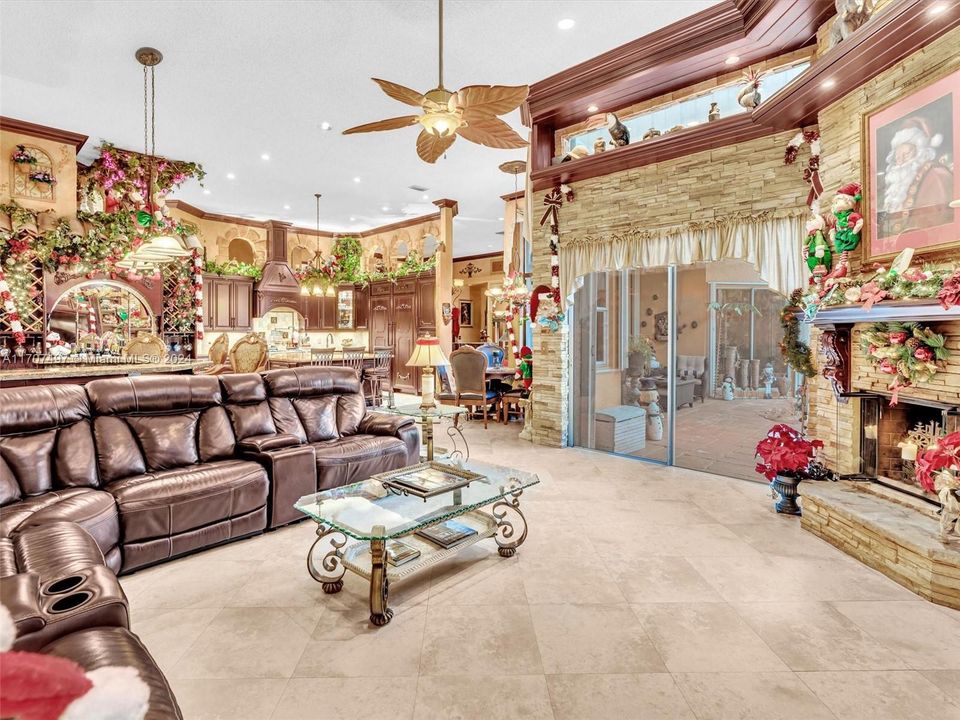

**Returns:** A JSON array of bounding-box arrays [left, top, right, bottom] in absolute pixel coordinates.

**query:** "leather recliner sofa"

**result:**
[[0, 366, 419, 718]]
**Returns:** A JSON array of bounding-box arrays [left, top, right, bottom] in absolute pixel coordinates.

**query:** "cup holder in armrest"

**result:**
[[43, 574, 86, 595], [49, 591, 93, 614]]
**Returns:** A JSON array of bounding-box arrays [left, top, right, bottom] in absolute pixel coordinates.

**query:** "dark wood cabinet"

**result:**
[[366, 271, 435, 394], [204, 275, 254, 332], [353, 285, 369, 329]]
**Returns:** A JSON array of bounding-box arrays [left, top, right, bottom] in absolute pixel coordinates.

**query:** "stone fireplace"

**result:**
[[801, 304, 960, 610]]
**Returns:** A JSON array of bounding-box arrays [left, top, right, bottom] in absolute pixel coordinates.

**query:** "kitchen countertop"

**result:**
[[0, 358, 212, 383]]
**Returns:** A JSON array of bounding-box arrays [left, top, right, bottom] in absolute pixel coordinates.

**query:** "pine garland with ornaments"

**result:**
[[537, 184, 573, 332], [859, 321, 949, 405]]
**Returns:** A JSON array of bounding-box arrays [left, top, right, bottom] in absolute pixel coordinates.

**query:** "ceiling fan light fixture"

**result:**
[[419, 111, 463, 137]]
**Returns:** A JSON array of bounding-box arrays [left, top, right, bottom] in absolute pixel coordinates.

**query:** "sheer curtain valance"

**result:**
[[558, 210, 806, 304]]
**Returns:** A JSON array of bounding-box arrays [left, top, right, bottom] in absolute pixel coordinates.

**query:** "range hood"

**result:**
[[255, 221, 303, 316]]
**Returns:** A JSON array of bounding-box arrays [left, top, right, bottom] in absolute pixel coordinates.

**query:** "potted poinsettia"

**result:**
[[755, 424, 823, 515], [915, 431, 960, 541]]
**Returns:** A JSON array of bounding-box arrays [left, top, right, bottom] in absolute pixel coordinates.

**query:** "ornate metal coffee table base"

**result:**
[[305, 495, 529, 627]]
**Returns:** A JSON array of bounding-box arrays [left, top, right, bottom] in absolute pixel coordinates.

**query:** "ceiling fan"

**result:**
[[342, 0, 529, 163]]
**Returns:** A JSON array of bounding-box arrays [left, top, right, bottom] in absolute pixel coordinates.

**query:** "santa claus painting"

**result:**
[[866, 69, 959, 259]]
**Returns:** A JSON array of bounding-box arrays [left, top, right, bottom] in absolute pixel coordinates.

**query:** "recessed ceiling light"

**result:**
[[557, 18, 575, 30], [349, 217, 356, 221], [586, 104, 598, 113], [283, 204, 291, 210], [725, 55, 740, 65], [226, 172, 236, 180], [202, 189, 211, 195], [381, 206, 390, 212], [821, 78, 836, 89], [498, 217, 504, 221], [929, 2, 947, 14], [320, 121, 332, 131], [260, 153, 270, 161], [422, 194, 429, 201], [353, 177, 361, 183]]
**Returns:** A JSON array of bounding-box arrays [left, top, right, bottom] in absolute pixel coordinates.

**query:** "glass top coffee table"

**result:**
[[294, 459, 539, 625]]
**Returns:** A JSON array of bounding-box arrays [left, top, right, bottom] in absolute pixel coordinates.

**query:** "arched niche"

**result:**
[[422, 234, 439, 258], [215, 226, 266, 266], [290, 245, 312, 270], [228, 237, 255, 264], [47, 280, 155, 347]]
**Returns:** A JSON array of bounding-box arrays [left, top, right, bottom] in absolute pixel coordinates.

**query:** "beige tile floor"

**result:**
[[120, 419, 960, 720]]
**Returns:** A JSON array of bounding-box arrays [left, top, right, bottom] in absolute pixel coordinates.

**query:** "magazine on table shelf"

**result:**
[[415, 519, 478, 549]]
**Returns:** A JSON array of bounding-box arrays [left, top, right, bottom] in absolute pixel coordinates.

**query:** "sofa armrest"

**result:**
[[237, 433, 302, 453], [358, 412, 416, 437]]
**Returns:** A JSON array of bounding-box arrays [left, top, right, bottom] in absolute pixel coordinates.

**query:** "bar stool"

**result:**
[[342, 349, 366, 381], [311, 349, 336, 366], [364, 347, 393, 406]]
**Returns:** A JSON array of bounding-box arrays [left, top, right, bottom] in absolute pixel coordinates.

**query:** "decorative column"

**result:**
[[432, 199, 457, 356]]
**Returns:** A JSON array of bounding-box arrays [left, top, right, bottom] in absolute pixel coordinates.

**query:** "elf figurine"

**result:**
[[518, 348, 533, 391], [829, 181, 864, 269], [803, 214, 831, 285]]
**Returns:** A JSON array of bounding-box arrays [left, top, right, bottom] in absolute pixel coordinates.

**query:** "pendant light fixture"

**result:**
[[125, 47, 189, 263], [299, 193, 328, 297]]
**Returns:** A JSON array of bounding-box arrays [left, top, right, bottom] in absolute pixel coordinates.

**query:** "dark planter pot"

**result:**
[[770, 474, 802, 515], [628, 352, 646, 373]]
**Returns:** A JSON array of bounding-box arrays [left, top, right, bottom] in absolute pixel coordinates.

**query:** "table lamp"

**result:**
[[406, 336, 449, 410]]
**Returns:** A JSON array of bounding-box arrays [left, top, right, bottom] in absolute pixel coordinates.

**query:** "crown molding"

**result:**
[[0, 116, 89, 151]]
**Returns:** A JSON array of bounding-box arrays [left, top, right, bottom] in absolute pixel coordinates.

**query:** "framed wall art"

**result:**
[[863, 68, 959, 260], [459, 300, 473, 327]]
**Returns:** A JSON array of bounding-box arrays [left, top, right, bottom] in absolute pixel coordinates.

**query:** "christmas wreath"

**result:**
[[859, 321, 949, 404]]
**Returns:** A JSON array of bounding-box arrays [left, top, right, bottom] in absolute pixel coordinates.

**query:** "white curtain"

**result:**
[[559, 210, 806, 303]]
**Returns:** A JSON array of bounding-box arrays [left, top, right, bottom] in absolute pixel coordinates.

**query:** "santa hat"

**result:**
[[891, 117, 943, 151], [836, 181, 862, 201]]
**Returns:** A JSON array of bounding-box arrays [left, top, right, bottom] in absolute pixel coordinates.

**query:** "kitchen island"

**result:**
[[0, 359, 212, 388]]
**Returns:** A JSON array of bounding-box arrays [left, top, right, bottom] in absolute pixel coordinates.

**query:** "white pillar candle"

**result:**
[[898, 440, 918, 461]]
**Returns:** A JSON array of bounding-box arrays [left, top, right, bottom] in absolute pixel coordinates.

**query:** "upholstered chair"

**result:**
[[202, 332, 231, 375], [449, 346, 500, 429], [229, 333, 268, 373]]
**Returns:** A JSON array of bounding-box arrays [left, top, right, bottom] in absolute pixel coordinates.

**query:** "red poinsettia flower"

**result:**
[[754, 424, 823, 481], [913, 346, 934, 362], [878, 358, 898, 374], [887, 331, 909, 345]]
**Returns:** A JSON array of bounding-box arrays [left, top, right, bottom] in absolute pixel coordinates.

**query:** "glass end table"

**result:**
[[372, 403, 469, 461], [294, 459, 539, 626]]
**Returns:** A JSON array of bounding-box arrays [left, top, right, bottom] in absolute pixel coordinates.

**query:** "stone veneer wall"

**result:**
[[529, 129, 808, 446], [806, 27, 960, 472]]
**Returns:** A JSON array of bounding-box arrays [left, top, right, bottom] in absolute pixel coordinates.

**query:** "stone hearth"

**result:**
[[802, 481, 960, 610]]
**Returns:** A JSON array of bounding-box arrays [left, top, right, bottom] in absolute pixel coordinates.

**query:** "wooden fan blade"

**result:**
[[342, 116, 421, 134], [416, 129, 456, 163], [457, 116, 528, 149], [372, 78, 426, 107], [455, 84, 529, 117]]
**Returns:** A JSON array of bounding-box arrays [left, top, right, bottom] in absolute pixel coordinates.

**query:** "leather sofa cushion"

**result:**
[[0, 538, 16, 577], [0, 385, 89, 433], [220, 373, 267, 403], [41, 627, 183, 720], [107, 459, 268, 543], [237, 433, 302, 453], [268, 397, 307, 443], [0, 456, 19, 505], [94, 416, 146, 484], [86, 374, 221, 414], [52, 420, 99, 489], [0, 488, 119, 560], [264, 365, 360, 397], [337, 393, 366, 437], [313, 434, 407, 466], [293, 396, 339, 442], [0, 430, 56, 496], [198, 406, 236, 462], [226, 401, 277, 440], [10, 520, 104, 579], [125, 414, 200, 471]]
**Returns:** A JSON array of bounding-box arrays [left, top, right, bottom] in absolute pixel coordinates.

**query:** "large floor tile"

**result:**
[[733, 601, 909, 671], [130, 608, 221, 672], [170, 607, 315, 679], [128, 558, 256, 609], [273, 677, 417, 720], [414, 675, 554, 720], [632, 602, 788, 673], [800, 670, 960, 719], [832, 601, 960, 669], [170, 678, 287, 720], [674, 672, 836, 720], [530, 603, 666, 674], [427, 545, 528, 606], [607, 556, 723, 604], [921, 671, 960, 703], [546, 673, 695, 720], [294, 605, 426, 677], [420, 605, 542, 676]]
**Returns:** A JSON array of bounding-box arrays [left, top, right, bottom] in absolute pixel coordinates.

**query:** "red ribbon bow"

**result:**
[[858, 281, 888, 311], [539, 187, 563, 227], [803, 166, 824, 208]]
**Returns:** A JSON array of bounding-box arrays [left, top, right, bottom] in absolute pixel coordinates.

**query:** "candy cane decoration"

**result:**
[[0, 270, 26, 346], [192, 249, 204, 341]]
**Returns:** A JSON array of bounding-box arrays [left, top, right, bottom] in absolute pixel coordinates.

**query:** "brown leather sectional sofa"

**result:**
[[0, 366, 419, 718]]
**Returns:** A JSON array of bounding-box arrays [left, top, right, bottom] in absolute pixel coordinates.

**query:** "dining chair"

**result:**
[[228, 333, 268, 373], [449, 346, 500, 429], [201, 332, 231, 375]]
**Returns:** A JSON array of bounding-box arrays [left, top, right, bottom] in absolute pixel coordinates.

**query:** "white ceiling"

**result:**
[[1, 0, 717, 257]]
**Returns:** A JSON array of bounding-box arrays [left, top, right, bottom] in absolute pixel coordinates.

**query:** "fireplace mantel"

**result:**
[[795, 300, 960, 400]]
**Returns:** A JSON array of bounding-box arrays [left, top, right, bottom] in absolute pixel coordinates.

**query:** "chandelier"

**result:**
[[299, 194, 336, 297], [121, 47, 189, 267]]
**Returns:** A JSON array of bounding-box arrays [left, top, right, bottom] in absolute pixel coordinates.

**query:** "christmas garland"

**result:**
[[784, 130, 822, 209], [0, 270, 26, 346], [780, 289, 816, 377], [82, 142, 205, 207], [203, 259, 263, 281], [536, 184, 571, 331], [859, 321, 950, 405]]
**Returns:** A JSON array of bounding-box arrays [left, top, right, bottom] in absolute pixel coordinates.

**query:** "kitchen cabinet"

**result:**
[[203, 275, 254, 332], [353, 285, 369, 329], [303, 293, 337, 331], [366, 271, 435, 394]]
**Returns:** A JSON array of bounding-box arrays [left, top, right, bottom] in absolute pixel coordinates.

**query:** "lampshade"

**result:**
[[184, 233, 203, 250], [406, 337, 449, 367], [453, 278, 464, 288], [951, 198, 960, 208], [139, 233, 190, 258], [419, 111, 463, 138]]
